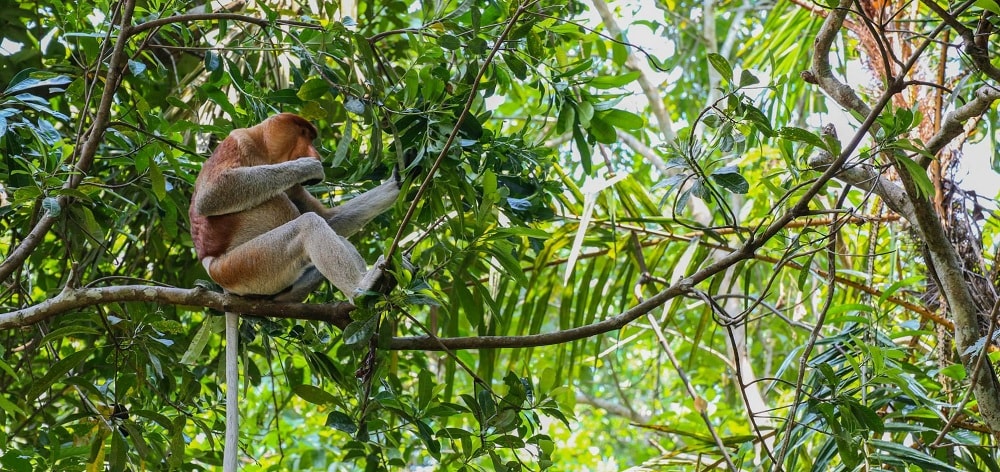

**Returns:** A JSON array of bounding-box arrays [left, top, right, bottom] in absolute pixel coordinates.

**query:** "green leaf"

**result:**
[[976, 0, 1000, 14], [39, 325, 101, 345], [779, 126, 826, 150], [149, 161, 166, 200], [504, 53, 528, 80], [575, 101, 594, 127], [333, 118, 352, 167], [895, 155, 934, 199], [3, 72, 71, 95], [707, 53, 733, 84], [847, 400, 884, 435], [28, 349, 92, 401], [415, 420, 441, 458], [438, 34, 461, 50], [326, 411, 358, 434], [739, 69, 759, 87], [743, 104, 773, 136], [588, 115, 616, 144], [292, 384, 337, 405], [436, 427, 474, 439], [343, 316, 376, 347], [0, 395, 24, 416], [573, 125, 593, 174], [418, 369, 435, 410], [710, 166, 749, 194], [869, 440, 960, 471], [297, 78, 329, 101], [181, 317, 223, 365], [556, 101, 575, 134], [600, 109, 643, 130], [588, 71, 641, 89]]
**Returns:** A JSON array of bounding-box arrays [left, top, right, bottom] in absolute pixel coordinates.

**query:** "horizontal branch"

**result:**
[[0, 285, 353, 330]]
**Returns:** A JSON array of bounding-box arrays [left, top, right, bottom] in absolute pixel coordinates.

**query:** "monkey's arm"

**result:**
[[284, 179, 400, 238], [195, 159, 325, 216]]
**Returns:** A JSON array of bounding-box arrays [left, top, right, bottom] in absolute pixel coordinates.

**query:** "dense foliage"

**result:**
[[3, 0, 1000, 470]]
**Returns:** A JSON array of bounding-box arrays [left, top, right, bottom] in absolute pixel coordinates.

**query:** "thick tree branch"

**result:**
[[807, 129, 916, 222], [924, 86, 1000, 157], [0, 285, 353, 330], [128, 12, 320, 37], [891, 150, 1000, 431], [806, 0, 872, 119]]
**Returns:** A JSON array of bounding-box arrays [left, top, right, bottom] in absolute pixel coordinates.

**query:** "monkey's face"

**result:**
[[257, 114, 322, 164]]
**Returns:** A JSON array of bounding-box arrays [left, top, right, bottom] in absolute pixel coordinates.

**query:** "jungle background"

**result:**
[[3, 0, 1000, 470]]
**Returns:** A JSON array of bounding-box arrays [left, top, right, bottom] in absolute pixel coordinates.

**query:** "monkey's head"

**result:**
[[251, 113, 321, 164]]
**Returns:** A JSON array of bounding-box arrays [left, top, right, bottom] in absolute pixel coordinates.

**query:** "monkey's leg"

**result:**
[[325, 180, 400, 237], [208, 213, 369, 299]]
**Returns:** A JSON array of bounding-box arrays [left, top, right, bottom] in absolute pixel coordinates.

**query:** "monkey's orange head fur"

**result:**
[[246, 113, 321, 165]]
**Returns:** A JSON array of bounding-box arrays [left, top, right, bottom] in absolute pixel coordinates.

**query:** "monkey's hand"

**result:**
[[393, 149, 418, 189], [291, 158, 325, 186]]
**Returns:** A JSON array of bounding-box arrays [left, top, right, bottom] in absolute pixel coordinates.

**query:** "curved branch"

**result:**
[[925, 85, 1000, 156], [807, 0, 873, 118]]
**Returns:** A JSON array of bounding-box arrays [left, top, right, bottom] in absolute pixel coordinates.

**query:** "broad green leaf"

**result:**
[[27, 349, 92, 401], [438, 34, 461, 50], [779, 126, 827, 150], [710, 166, 749, 194], [292, 384, 337, 405], [575, 101, 594, 127], [600, 109, 643, 130], [588, 71, 641, 89], [556, 101, 575, 134], [739, 69, 759, 87], [343, 316, 376, 347], [895, 155, 934, 199], [297, 78, 329, 101], [707, 53, 733, 84], [149, 161, 166, 200], [975, 0, 1000, 15], [588, 115, 616, 144], [326, 411, 358, 434]]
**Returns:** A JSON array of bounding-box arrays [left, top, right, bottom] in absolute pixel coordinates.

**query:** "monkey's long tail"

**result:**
[[224, 311, 239, 472]]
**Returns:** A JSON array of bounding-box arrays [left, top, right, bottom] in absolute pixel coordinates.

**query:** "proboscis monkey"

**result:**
[[188, 113, 400, 471]]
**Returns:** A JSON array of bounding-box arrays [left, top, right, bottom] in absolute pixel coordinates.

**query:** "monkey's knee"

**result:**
[[294, 212, 329, 233]]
